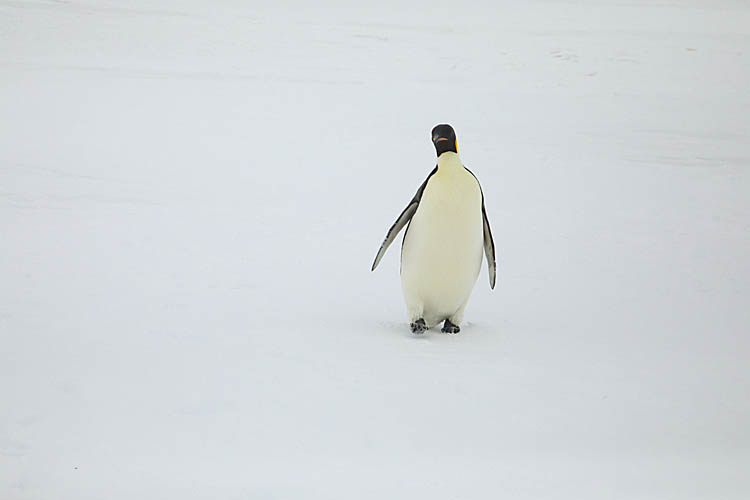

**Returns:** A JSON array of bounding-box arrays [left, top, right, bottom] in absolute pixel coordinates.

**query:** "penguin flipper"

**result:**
[[371, 166, 437, 271], [464, 166, 497, 289], [482, 202, 497, 289], [371, 200, 418, 271]]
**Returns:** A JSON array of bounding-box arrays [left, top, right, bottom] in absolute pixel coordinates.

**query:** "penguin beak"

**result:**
[[435, 138, 449, 142]]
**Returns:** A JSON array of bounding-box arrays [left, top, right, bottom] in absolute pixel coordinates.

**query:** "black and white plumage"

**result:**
[[372, 124, 496, 333]]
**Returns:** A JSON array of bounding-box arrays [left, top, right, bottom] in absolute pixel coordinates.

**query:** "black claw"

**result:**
[[410, 318, 427, 334], [441, 319, 460, 334]]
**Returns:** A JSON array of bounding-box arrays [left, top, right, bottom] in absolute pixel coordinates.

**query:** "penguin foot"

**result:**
[[441, 320, 460, 334], [410, 319, 427, 334]]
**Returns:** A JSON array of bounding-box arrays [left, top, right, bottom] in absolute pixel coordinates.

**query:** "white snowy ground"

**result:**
[[2, 1, 749, 498]]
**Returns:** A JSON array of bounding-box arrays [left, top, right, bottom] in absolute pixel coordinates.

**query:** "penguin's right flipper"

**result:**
[[371, 167, 437, 271]]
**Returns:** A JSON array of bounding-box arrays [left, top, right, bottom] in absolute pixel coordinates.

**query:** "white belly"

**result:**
[[400, 162, 483, 327]]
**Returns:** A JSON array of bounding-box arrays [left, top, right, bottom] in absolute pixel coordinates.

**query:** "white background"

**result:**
[[1, 1, 749, 498]]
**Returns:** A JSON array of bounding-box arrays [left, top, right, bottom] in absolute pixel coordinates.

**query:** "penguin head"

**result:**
[[431, 124, 458, 157]]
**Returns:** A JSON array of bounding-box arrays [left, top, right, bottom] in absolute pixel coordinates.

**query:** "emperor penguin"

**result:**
[[371, 124, 496, 334]]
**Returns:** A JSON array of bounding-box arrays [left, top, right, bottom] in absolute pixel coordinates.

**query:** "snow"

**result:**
[[1, 0, 749, 498]]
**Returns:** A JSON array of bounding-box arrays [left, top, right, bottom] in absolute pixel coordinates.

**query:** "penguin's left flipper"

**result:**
[[371, 167, 437, 271], [482, 202, 496, 289], [465, 167, 497, 289]]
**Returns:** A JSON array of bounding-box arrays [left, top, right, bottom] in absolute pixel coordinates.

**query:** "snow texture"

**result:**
[[1, 1, 749, 498]]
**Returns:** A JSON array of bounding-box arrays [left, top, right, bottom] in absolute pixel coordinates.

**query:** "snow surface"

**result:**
[[2, 1, 749, 498]]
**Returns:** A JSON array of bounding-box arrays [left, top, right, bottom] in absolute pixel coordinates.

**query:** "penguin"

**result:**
[[371, 124, 496, 334]]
